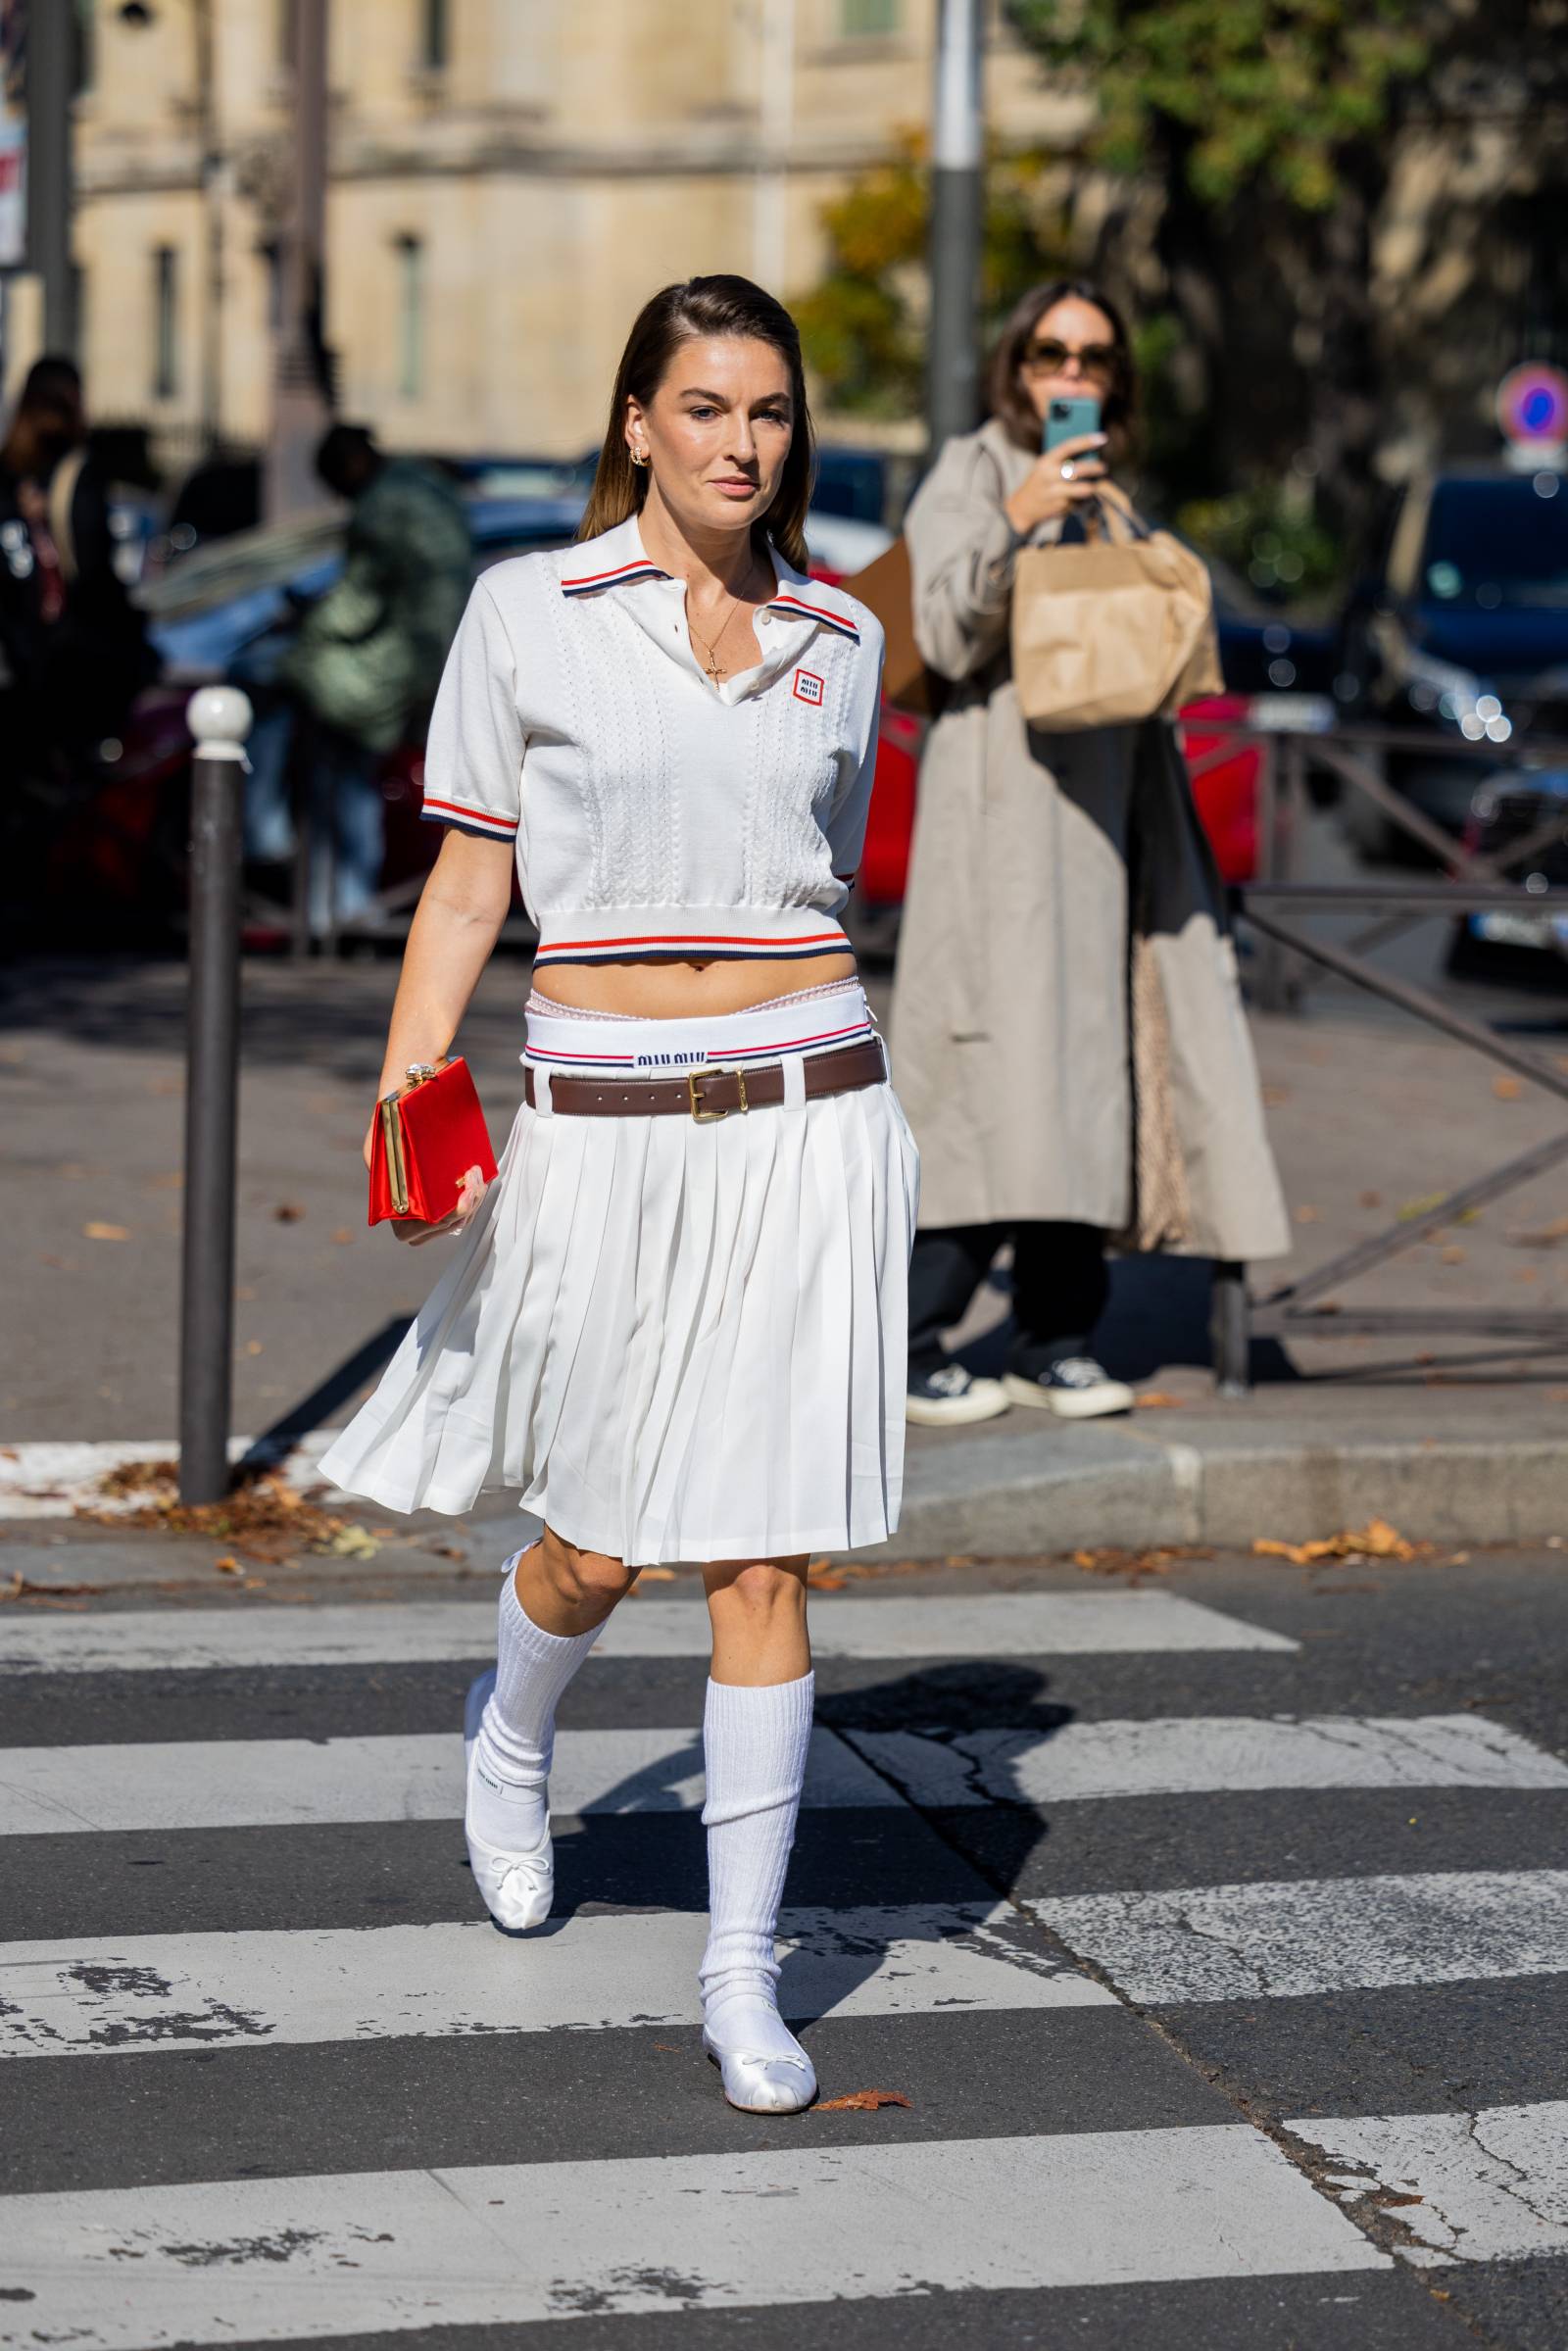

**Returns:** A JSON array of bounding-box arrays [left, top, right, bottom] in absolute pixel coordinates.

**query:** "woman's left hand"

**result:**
[[397, 1163, 489, 1247]]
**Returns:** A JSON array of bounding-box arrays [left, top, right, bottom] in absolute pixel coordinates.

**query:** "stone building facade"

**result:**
[[4, 0, 1073, 463]]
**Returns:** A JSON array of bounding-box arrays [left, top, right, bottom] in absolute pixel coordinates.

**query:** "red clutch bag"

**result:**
[[368, 1057, 498, 1227]]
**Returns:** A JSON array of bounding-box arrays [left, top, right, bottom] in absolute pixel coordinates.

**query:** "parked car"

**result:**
[[1446, 764, 1568, 977], [1340, 461, 1568, 859]]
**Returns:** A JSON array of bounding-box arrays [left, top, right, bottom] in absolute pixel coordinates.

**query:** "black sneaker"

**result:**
[[906, 1362, 1011, 1428], [1003, 1356, 1134, 1420]]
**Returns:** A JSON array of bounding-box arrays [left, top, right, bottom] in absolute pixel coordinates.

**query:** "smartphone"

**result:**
[[1044, 394, 1102, 453]]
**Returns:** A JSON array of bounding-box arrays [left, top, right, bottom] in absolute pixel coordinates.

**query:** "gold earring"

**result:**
[[630, 446, 648, 468]]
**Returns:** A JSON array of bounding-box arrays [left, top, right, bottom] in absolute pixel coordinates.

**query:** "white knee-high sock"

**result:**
[[468, 1555, 599, 1853], [699, 1672, 814, 2057]]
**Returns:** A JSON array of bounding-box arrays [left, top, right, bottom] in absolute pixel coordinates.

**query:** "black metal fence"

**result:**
[[1204, 715, 1568, 1391]]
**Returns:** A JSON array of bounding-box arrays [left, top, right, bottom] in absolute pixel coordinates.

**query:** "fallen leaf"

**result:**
[[653, 2043, 679, 2053], [1397, 1190, 1448, 1222], [326, 1525, 380, 1559], [82, 1221, 130, 1242], [1294, 1203, 1320, 1223], [1507, 1217, 1568, 1249], [1135, 1391, 1181, 1407], [58, 1162, 88, 1179], [1493, 1075, 1522, 1101], [1253, 1517, 1427, 1567], [145, 1170, 183, 1191], [636, 1566, 676, 1582], [215, 1555, 243, 1575], [273, 1202, 306, 1222], [40, 1253, 79, 1271], [1359, 1190, 1382, 1209], [1261, 1084, 1291, 1106], [330, 1227, 354, 1245], [815, 2088, 911, 2113], [808, 1570, 848, 1591], [234, 1286, 257, 1301], [245, 1340, 264, 1355], [1440, 1246, 1466, 1265]]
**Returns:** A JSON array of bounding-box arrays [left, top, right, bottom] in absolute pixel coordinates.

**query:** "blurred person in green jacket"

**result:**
[[248, 423, 472, 937]]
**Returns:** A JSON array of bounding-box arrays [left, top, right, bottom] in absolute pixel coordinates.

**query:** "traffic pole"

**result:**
[[926, 0, 984, 458], [179, 686, 253, 1506]]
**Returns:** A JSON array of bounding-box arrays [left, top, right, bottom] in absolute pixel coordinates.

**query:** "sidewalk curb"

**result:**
[[850, 1415, 1568, 1561], [2, 1421, 1561, 1576]]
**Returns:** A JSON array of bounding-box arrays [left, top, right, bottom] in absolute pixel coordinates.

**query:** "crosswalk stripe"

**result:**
[[0, 2127, 1387, 2345], [0, 1902, 1112, 2060], [1287, 2100, 1568, 2265], [846, 1713, 1568, 1806], [1036, 1869, 1568, 2003], [0, 1589, 1298, 1674], [0, 1725, 901, 1837]]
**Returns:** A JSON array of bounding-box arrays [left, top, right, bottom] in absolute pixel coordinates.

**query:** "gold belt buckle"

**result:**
[[688, 1066, 747, 1122]]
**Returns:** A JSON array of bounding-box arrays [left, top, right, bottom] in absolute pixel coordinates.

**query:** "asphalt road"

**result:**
[[3, 1544, 1566, 2349]]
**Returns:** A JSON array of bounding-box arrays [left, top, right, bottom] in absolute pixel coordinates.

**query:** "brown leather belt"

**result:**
[[522, 1037, 887, 1120]]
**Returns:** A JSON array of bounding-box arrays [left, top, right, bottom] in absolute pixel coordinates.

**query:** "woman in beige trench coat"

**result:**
[[892, 279, 1290, 1427]]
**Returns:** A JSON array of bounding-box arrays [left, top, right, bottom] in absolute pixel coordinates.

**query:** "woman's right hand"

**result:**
[[1003, 432, 1109, 540]]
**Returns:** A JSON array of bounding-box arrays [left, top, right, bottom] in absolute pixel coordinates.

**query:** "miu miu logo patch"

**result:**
[[792, 668, 824, 707]]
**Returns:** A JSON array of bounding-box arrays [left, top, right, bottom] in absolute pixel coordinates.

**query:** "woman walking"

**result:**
[[894, 280, 1287, 1426], [320, 276, 912, 2117]]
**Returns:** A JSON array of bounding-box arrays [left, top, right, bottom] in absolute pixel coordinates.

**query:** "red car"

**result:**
[[848, 682, 1265, 923]]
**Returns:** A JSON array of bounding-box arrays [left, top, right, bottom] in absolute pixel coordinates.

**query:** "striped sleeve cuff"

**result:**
[[418, 794, 518, 842]]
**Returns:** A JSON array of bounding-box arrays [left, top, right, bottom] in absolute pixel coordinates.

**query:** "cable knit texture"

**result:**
[[700, 1672, 815, 2054], [416, 514, 885, 962], [468, 1555, 600, 1854]]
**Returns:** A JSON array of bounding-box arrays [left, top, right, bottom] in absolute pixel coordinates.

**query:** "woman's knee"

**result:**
[[535, 1529, 636, 1615], [706, 1558, 808, 1621]]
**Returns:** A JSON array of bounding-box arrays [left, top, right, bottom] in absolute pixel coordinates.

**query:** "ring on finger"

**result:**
[[1059, 460, 1076, 482]]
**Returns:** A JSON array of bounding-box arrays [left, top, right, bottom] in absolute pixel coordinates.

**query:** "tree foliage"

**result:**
[[795, 132, 1072, 416], [1007, 0, 1431, 213]]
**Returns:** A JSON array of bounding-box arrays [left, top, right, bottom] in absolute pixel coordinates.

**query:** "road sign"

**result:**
[[1495, 363, 1568, 449]]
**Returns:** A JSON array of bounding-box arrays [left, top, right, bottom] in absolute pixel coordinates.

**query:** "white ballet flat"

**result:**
[[703, 2028, 818, 2116], [464, 1673, 553, 1935]]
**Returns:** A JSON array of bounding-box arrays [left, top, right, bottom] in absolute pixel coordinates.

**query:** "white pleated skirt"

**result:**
[[318, 985, 919, 1565]]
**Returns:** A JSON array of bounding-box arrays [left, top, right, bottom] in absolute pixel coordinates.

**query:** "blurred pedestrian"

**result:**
[[0, 355, 155, 786], [893, 280, 1288, 1426], [248, 422, 471, 935]]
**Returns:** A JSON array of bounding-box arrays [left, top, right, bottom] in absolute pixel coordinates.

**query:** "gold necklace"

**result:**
[[686, 563, 760, 685]]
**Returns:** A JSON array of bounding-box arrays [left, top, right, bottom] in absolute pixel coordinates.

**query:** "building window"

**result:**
[[841, 0, 900, 33], [419, 0, 449, 71], [152, 247, 178, 401], [396, 235, 423, 401]]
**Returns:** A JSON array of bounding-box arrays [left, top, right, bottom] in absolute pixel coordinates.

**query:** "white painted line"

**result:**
[[0, 1902, 1110, 2059], [1288, 2100, 1568, 2267], [0, 1589, 1298, 1673], [0, 2127, 1387, 2346], [0, 1725, 901, 1837], [847, 1713, 1568, 1808], [1037, 1870, 1568, 2004]]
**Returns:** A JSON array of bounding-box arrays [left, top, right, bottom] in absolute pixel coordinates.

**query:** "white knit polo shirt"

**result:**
[[419, 514, 886, 968]]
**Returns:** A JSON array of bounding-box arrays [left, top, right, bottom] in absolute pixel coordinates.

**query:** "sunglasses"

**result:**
[[1020, 338, 1119, 379]]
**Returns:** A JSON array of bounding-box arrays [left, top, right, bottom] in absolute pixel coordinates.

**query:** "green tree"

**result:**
[[795, 132, 1072, 418], [1006, 0, 1435, 539]]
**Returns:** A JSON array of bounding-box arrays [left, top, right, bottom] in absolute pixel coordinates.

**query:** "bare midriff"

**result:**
[[531, 951, 858, 1019]]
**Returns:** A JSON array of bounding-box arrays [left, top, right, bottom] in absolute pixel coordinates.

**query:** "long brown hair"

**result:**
[[987, 279, 1138, 458], [578, 276, 814, 570]]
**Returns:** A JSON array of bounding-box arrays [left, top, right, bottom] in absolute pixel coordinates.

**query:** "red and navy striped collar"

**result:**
[[763, 586, 859, 643], [559, 517, 670, 598], [560, 520, 861, 643]]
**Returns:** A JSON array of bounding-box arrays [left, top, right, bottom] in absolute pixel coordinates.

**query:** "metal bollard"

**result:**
[[179, 686, 254, 1505]]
